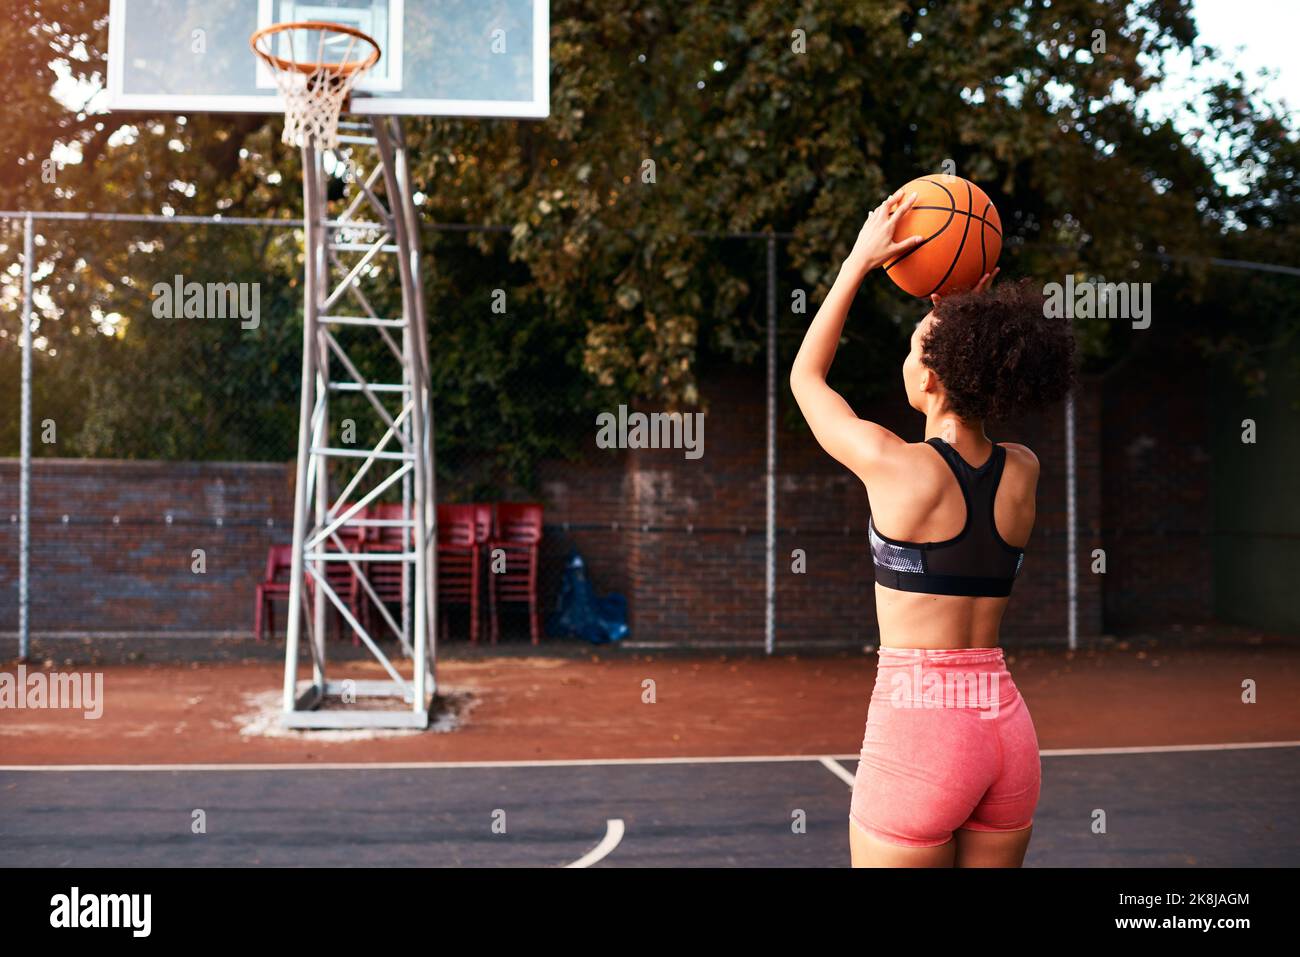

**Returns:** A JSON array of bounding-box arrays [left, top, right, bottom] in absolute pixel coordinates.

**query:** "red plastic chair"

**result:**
[[254, 544, 294, 641], [438, 504, 481, 643], [487, 502, 543, 644]]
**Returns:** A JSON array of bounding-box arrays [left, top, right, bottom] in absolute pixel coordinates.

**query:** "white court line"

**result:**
[[1038, 740, 1300, 757], [819, 756, 856, 786], [0, 754, 862, 772], [563, 819, 624, 868], [1, 740, 1297, 772]]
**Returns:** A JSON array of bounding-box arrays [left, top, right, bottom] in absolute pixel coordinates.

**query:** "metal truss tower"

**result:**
[[281, 117, 436, 728]]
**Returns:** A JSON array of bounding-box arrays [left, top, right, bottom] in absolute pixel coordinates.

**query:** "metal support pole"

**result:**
[[17, 215, 34, 662], [308, 154, 330, 684], [282, 146, 321, 711], [372, 119, 432, 710], [1065, 388, 1078, 651], [764, 234, 777, 655], [390, 119, 437, 687], [390, 120, 422, 679]]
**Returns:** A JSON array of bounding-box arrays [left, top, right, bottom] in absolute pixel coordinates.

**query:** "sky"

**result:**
[[1143, 0, 1299, 117], [1130, 0, 1297, 193], [1185, 0, 1298, 110]]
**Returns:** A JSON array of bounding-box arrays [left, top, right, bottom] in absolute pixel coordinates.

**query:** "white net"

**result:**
[[271, 67, 362, 151], [252, 24, 380, 151]]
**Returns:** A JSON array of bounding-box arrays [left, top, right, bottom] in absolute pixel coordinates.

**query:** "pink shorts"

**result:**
[[850, 647, 1041, 847]]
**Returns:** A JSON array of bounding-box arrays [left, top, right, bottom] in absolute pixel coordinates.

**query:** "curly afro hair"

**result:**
[[921, 278, 1077, 423]]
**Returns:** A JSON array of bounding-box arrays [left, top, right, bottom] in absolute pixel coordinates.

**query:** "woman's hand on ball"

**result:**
[[929, 268, 1000, 308], [974, 267, 1000, 293], [848, 188, 925, 274]]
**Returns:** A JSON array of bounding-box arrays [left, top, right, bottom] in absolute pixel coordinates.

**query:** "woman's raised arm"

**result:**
[[789, 187, 922, 479]]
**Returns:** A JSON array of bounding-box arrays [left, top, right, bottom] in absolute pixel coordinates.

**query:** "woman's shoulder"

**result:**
[[997, 442, 1039, 470], [997, 443, 1041, 492]]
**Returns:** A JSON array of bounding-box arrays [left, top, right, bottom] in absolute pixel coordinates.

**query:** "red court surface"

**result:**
[[4, 634, 1298, 765]]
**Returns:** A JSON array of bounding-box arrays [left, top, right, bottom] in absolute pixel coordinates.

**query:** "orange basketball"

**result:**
[[883, 176, 1002, 298]]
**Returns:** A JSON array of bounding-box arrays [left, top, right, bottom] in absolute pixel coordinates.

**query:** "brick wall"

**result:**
[[538, 367, 1105, 647], [0, 459, 294, 636], [1099, 348, 1214, 626]]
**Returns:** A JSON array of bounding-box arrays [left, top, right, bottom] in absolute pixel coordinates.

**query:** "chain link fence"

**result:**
[[12, 206, 1270, 652], [1, 211, 824, 651]]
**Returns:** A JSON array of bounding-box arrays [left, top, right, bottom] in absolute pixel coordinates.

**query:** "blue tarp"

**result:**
[[545, 550, 628, 644]]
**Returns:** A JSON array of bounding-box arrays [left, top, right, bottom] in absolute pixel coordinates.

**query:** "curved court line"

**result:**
[[563, 819, 624, 869], [2, 741, 1298, 772], [819, 756, 856, 786]]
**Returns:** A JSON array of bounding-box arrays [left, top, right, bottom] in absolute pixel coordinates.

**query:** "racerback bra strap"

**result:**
[[868, 438, 1024, 597]]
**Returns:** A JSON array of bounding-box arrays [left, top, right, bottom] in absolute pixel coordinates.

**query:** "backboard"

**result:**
[[106, 0, 549, 118]]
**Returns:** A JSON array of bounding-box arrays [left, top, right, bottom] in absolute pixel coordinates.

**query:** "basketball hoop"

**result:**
[[250, 21, 381, 151]]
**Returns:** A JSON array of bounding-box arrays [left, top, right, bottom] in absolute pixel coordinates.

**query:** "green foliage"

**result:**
[[405, 0, 1297, 412]]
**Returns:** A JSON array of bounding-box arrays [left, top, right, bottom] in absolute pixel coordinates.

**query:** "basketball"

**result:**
[[883, 176, 1002, 298]]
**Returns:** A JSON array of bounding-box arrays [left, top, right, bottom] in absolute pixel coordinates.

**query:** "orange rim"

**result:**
[[250, 21, 381, 77]]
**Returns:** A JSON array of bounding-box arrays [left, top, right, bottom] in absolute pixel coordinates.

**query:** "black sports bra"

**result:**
[[868, 437, 1025, 597]]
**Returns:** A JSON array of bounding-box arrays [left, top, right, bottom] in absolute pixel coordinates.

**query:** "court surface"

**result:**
[[3, 742, 1297, 867], [4, 640, 1299, 867]]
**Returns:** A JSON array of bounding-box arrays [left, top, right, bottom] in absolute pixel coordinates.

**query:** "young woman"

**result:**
[[790, 187, 1076, 867]]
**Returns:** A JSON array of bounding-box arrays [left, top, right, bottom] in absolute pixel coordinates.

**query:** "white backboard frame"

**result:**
[[105, 0, 550, 118]]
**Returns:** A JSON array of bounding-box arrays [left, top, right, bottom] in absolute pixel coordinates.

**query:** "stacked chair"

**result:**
[[254, 501, 544, 644]]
